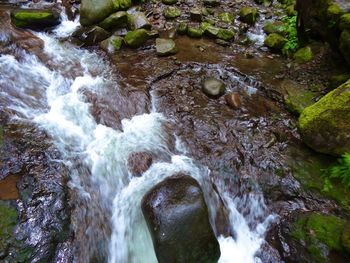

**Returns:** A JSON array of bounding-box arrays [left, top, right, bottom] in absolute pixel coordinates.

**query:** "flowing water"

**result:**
[[0, 12, 276, 263]]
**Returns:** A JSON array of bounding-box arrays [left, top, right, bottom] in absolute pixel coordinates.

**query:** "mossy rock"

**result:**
[[340, 14, 350, 31], [219, 12, 234, 24], [285, 4, 296, 16], [217, 28, 234, 41], [187, 26, 203, 38], [11, 9, 60, 29], [264, 33, 288, 50], [326, 3, 344, 27], [283, 80, 315, 114], [290, 213, 347, 263], [164, 6, 181, 19], [299, 80, 350, 156], [73, 26, 110, 45], [80, 0, 115, 26], [239, 7, 258, 25], [124, 29, 148, 47], [98, 11, 127, 30], [293, 46, 314, 64], [178, 22, 188, 34], [156, 38, 178, 56], [263, 21, 286, 35], [342, 223, 350, 254], [100, 35, 123, 53]]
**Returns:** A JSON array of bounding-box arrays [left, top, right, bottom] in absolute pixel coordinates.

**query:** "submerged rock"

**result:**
[[156, 38, 178, 56], [124, 28, 148, 47], [10, 9, 60, 29], [299, 80, 350, 156], [127, 152, 153, 177], [202, 77, 225, 98], [141, 173, 221, 263]]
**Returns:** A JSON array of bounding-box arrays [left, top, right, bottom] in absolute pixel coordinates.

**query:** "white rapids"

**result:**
[[0, 13, 275, 263]]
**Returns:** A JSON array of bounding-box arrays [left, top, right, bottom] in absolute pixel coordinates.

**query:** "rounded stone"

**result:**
[[202, 77, 226, 98]]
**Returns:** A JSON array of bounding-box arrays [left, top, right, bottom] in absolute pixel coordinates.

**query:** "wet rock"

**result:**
[[264, 33, 288, 51], [283, 80, 315, 115], [299, 80, 350, 156], [217, 28, 234, 41], [239, 7, 258, 25], [127, 152, 153, 177], [162, 0, 177, 5], [263, 21, 286, 35], [225, 92, 241, 109], [73, 26, 110, 46], [342, 224, 350, 254], [98, 11, 128, 31], [141, 173, 221, 263], [100, 35, 123, 53], [177, 22, 188, 34], [80, 0, 115, 26], [127, 11, 152, 30], [156, 38, 178, 56], [203, 0, 220, 7], [293, 46, 314, 64], [190, 8, 202, 22], [219, 12, 234, 24], [10, 9, 60, 29], [163, 6, 181, 19], [202, 77, 225, 98], [187, 26, 203, 38], [124, 28, 148, 47]]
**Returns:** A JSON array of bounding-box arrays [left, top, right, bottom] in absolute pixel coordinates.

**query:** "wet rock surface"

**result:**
[[127, 152, 153, 176], [141, 173, 221, 263]]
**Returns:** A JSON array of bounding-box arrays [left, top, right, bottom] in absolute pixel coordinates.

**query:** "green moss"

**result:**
[[239, 7, 258, 25], [327, 3, 344, 28], [164, 6, 181, 19], [217, 28, 234, 41], [342, 224, 350, 254], [329, 74, 350, 90], [178, 22, 188, 34], [187, 27, 203, 38], [98, 11, 127, 30], [293, 46, 314, 64], [284, 88, 315, 114], [290, 213, 346, 263], [340, 14, 350, 31], [124, 29, 148, 48], [219, 12, 234, 24], [11, 10, 59, 28], [264, 33, 288, 50], [263, 21, 287, 35]]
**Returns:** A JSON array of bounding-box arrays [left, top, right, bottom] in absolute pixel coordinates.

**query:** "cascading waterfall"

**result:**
[[0, 12, 275, 263]]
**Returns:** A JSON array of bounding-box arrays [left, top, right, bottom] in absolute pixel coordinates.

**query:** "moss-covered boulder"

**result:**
[[290, 213, 348, 263], [164, 6, 181, 19], [299, 80, 350, 156], [98, 11, 127, 30], [100, 35, 123, 53], [10, 9, 60, 29], [293, 46, 314, 64], [342, 224, 350, 254], [263, 21, 286, 35], [239, 7, 258, 25], [124, 29, 148, 47], [187, 26, 203, 38], [264, 33, 288, 50], [339, 13, 350, 31], [219, 12, 234, 24], [156, 38, 178, 56], [80, 0, 114, 26]]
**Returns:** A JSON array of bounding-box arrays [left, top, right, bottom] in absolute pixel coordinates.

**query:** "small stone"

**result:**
[[202, 77, 225, 98], [156, 38, 178, 56], [293, 46, 314, 64], [99, 35, 124, 53], [178, 22, 188, 34], [164, 6, 181, 19], [264, 33, 287, 51], [225, 92, 241, 109], [127, 12, 152, 30], [219, 12, 234, 24]]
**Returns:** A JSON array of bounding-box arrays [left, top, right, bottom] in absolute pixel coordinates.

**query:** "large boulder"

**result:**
[[80, 0, 114, 26], [141, 174, 221, 263], [10, 9, 60, 29], [299, 80, 350, 156]]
